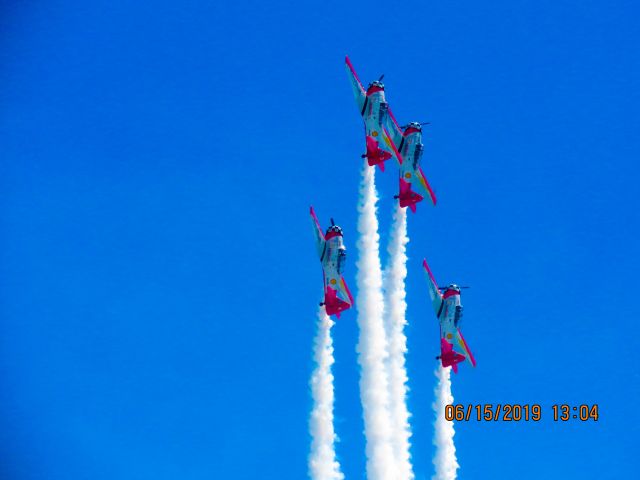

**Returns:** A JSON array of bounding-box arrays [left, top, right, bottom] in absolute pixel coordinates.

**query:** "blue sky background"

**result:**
[[2, 0, 639, 478]]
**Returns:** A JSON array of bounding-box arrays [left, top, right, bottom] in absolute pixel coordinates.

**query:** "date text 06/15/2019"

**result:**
[[444, 404, 599, 422]]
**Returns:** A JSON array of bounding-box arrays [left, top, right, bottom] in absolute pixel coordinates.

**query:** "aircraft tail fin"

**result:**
[[324, 281, 352, 318], [365, 135, 392, 169], [324, 295, 351, 318], [399, 178, 424, 212], [440, 337, 468, 373]]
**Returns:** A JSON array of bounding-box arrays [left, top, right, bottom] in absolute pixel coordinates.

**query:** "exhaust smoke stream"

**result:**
[[383, 205, 414, 480], [432, 366, 458, 480], [355, 160, 395, 480], [308, 307, 344, 480]]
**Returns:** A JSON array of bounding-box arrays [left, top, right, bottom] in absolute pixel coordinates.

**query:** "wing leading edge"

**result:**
[[310, 206, 326, 259], [345, 56, 366, 113], [422, 258, 443, 316]]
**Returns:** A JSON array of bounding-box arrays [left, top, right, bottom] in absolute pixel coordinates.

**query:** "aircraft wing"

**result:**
[[337, 276, 354, 307], [310, 206, 326, 259], [380, 125, 404, 166], [385, 108, 405, 150], [423, 259, 444, 316], [455, 329, 477, 367], [413, 166, 437, 206], [345, 56, 367, 114]]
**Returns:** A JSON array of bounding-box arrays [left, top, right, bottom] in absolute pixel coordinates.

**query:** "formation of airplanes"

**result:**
[[345, 57, 437, 212], [310, 57, 476, 372]]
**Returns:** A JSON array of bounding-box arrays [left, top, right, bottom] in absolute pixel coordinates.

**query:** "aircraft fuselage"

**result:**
[[320, 232, 347, 283], [398, 128, 423, 178], [361, 89, 388, 136], [438, 290, 463, 342]]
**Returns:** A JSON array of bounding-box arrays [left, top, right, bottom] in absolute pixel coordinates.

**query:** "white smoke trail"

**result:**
[[383, 205, 414, 480], [432, 366, 458, 480], [355, 160, 395, 480], [309, 307, 344, 480]]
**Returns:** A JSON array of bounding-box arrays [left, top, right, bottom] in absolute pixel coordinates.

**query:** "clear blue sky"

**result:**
[[2, 1, 639, 478]]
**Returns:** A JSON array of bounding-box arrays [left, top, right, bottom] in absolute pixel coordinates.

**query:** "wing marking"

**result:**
[[423, 258, 444, 316], [310, 206, 326, 259], [345, 56, 367, 113]]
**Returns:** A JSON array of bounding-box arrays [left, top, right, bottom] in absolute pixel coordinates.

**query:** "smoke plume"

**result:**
[[432, 366, 458, 480], [308, 307, 344, 480], [383, 205, 414, 479], [355, 160, 395, 480]]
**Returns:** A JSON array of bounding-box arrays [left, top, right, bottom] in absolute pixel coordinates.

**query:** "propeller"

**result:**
[[378, 74, 385, 81], [438, 286, 470, 290], [330, 218, 335, 226], [401, 121, 431, 129]]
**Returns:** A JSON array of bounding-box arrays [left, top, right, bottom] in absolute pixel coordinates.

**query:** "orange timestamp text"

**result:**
[[444, 404, 599, 422]]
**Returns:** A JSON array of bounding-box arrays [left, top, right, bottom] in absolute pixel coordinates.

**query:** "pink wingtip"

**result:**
[[418, 166, 437, 205], [345, 56, 364, 88], [409, 203, 417, 213], [383, 126, 403, 165], [422, 258, 438, 286], [378, 161, 385, 172], [458, 330, 477, 367], [310, 206, 325, 240], [310, 205, 319, 222], [342, 276, 355, 305]]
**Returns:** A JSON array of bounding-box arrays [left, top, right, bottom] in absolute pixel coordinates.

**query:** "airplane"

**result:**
[[345, 56, 403, 171], [385, 117, 437, 212], [310, 206, 355, 318], [422, 258, 476, 373]]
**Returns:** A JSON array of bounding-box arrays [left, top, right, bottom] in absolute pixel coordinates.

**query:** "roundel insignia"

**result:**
[[372, 131, 378, 137], [447, 333, 453, 339], [330, 278, 337, 285], [405, 172, 412, 179]]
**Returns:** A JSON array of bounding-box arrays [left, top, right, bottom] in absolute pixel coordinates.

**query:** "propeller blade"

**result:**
[[400, 122, 430, 129], [378, 74, 385, 81], [330, 218, 335, 226]]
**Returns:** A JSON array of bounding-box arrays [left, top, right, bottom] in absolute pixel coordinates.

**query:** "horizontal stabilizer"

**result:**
[[365, 135, 392, 169], [440, 338, 467, 374], [324, 282, 352, 319], [399, 178, 424, 212]]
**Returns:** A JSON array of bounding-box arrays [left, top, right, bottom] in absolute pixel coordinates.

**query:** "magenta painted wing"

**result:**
[[345, 56, 367, 113], [309, 206, 325, 259], [423, 258, 443, 316]]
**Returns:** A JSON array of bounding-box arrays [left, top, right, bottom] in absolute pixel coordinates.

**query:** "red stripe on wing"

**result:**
[[345, 56, 364, 90], [309, 205, 325, 240], [418, 166, 437, 205], [423, 258, 439, 287], [458, 329, 477, 367]]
